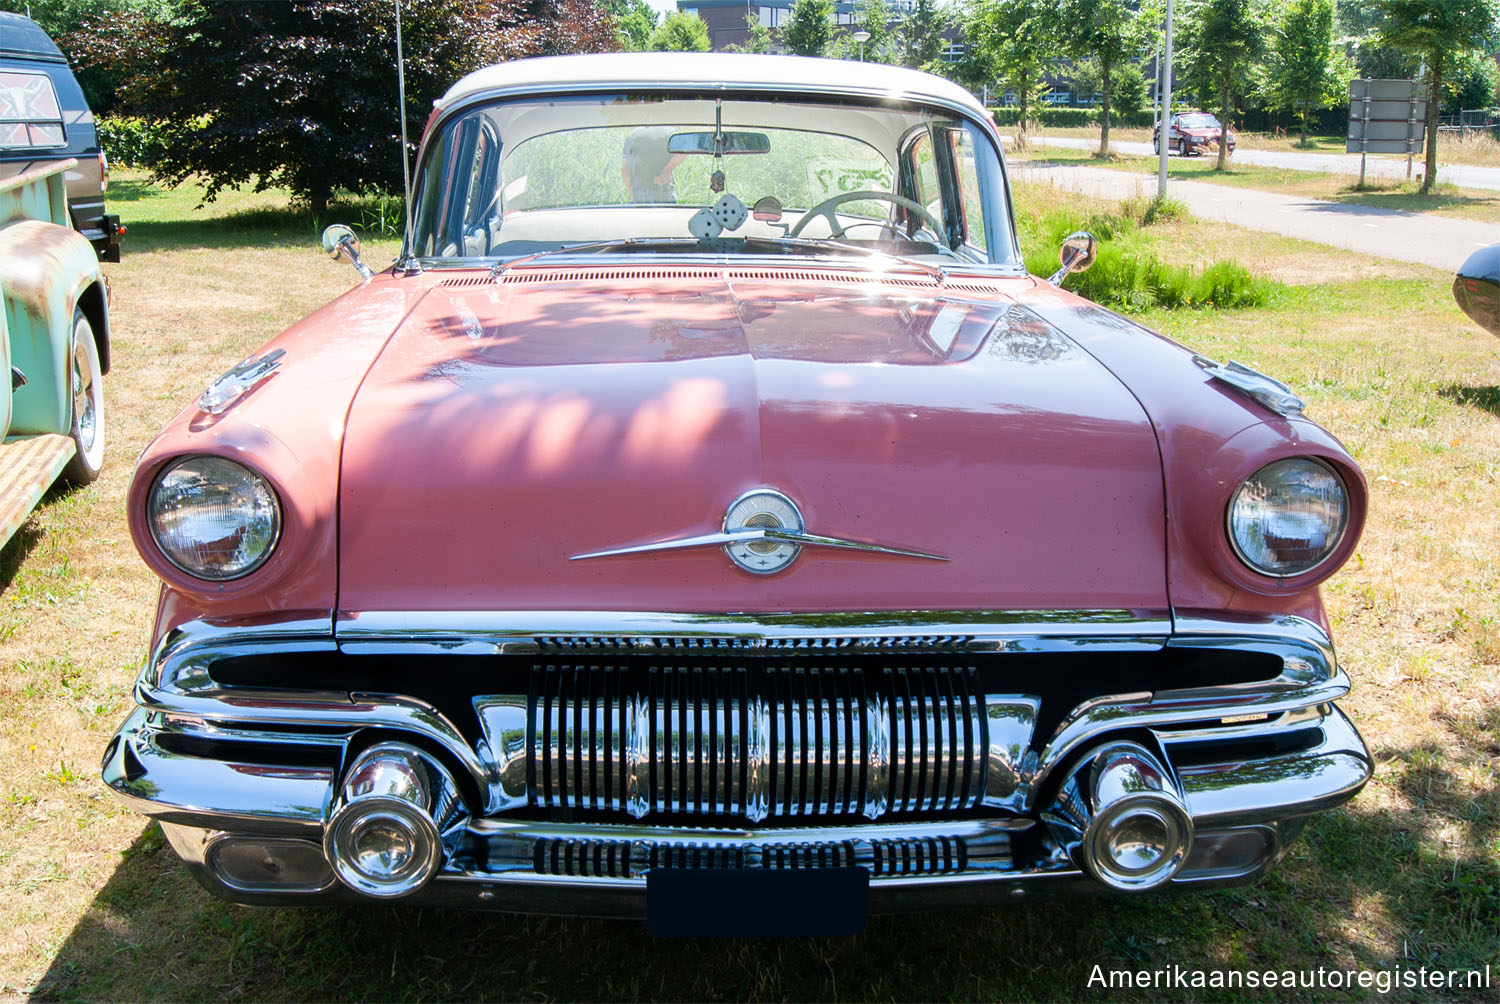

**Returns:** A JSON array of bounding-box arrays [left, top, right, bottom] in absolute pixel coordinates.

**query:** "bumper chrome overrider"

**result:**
[[102, 611, 1371, 916]]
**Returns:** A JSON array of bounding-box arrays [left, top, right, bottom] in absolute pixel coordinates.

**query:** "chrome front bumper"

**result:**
[[102, 611, 1371, 916]]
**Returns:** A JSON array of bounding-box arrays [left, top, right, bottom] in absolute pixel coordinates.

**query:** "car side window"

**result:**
[[0, 70, 66, 150], [898, 128, 947, 242], [948, 127, 987, 254], [412, 113, 502, 257]]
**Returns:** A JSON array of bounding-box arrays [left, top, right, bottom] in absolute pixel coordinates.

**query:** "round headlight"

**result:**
[[1228, 457, 1349, 577], [148, 456, 281, 580]]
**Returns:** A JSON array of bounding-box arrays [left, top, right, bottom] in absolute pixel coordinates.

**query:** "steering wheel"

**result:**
[[788, 190, 945, 241]]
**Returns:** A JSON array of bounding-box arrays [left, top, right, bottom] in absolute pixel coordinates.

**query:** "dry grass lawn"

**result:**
[[0, 171, 1497, 1001]]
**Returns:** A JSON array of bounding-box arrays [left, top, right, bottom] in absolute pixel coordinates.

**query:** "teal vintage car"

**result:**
[[1, 157, 109, 549]]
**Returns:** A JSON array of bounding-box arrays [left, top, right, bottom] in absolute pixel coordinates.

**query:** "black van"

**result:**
[[0, 11, 122, 261]]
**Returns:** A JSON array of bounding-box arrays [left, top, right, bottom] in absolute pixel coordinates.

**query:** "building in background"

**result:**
[[676, 0, 962, 58], [679, 0, 858, 52]]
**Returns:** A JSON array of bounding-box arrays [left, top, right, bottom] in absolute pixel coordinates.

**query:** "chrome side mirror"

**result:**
[[1454, 243, 1500, 337], [322, 223, 374, 282], [1048, 231, 1097, 287]]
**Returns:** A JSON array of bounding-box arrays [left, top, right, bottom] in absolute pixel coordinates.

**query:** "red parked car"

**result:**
[[103, 53, 1367, 936], [1155, 111, 1238, 156]]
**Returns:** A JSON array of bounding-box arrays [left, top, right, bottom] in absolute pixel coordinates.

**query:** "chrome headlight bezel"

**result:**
[[147, 455, 283, 581], [1226, 456, 1350, 579]]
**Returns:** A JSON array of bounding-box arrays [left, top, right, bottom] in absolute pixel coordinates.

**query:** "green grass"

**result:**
[[1017, 197, 1281, 312], [5, 174, 1500, 1002], [106, 174, 409, 254]]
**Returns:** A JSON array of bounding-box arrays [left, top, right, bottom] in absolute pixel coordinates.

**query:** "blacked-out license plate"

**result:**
[[646, 867, 869, 938]]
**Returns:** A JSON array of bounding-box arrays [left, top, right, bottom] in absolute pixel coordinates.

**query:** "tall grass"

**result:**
[[1017, 199, 1281, 312]]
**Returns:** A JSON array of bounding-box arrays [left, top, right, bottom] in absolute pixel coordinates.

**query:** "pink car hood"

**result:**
[[336, 269, 1168, 615]]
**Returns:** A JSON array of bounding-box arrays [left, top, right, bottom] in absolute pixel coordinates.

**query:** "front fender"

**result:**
[[0, 218, 105, 436]]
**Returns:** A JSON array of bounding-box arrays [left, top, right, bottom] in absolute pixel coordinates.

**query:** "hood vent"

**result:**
[[502, 267, 724, 283]]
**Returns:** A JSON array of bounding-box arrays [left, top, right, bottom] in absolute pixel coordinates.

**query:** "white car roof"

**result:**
[[437, 52, 989, 120]]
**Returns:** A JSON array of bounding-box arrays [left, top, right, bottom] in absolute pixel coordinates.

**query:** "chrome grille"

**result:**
[[530, 665, 988, 822], [530, 835, 974, 878], [534, 635, 976, 654]]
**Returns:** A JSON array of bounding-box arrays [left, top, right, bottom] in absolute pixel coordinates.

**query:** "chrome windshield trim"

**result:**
[[412, 252, 1029, 281], [411, 81, 1021, 266]]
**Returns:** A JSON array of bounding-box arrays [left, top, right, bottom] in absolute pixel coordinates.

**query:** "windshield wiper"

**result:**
[[490, 238, 694, 277]]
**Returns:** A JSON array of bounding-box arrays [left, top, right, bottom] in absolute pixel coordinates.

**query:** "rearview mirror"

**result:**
[[667, 131, 772, 155]]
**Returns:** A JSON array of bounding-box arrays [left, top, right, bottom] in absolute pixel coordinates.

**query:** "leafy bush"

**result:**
[[96, 116, 170, 169], [1017, 204, 1279, 312]]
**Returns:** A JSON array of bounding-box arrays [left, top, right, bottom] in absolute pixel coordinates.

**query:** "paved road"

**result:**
[[1010, 161, 1499, 271], [1031, 135, 1500, 192]]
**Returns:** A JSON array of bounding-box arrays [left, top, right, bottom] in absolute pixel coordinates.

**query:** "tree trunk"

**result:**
[[1096, 57, 1112, 158], [1216, 79, 1231, 170], [1016, 68, 1030, 151], [1422, 51, 1442, 195]]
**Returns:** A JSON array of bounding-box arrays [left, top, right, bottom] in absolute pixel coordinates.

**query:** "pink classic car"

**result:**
[[103, 54, 1369, 936]]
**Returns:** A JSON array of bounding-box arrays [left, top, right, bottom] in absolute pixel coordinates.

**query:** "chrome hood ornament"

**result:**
[[571, 489, 948, 574]]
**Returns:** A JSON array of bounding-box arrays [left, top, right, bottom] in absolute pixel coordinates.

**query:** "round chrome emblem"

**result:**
[[723, 490, 803, 574]]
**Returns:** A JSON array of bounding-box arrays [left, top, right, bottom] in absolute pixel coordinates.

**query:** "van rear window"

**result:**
[[0, 70, 65, 150]]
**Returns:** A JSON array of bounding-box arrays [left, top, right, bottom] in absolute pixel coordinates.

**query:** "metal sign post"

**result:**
[[1158, 0, 1172, 199], [1347, 79, 1427, 187]]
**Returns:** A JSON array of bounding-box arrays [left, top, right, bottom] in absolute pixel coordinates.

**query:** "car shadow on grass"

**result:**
[[29, 709, 1500, 1002], [1438, 384, 1500, 418], [0, 521, 46, 595], [0, 479, 87, 596], [123, 200, 399, 255]]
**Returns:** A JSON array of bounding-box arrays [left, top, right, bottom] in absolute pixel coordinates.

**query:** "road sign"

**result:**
[[1347, 78, 1427, 155]]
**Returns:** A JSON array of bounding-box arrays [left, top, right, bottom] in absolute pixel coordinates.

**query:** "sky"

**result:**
[[647, 0, 678, 14]]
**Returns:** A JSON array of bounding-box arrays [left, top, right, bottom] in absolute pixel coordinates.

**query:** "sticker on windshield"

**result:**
[[805, 160, 893, 203]]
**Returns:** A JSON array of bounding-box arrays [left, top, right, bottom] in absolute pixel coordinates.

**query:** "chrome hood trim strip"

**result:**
[[570, 527, 948, 563], [333, 609, 1171, 655]]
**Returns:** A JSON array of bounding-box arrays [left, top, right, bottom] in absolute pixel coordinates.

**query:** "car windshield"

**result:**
[[409, 93, 1015, 266], [1179, 114, 1221, 129]]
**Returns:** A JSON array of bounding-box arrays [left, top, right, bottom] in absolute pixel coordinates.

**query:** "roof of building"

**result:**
[[437, 52, 986, 120]]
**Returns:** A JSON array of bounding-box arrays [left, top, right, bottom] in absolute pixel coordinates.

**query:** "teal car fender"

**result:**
[[1, 161, 109, 438]]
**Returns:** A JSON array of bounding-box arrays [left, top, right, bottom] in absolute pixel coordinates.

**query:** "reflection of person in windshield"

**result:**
[[622, 127, 688, 203]]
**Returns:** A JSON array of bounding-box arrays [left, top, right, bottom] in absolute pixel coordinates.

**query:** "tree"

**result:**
[[964, 0, 1060, 149], [1069, 58, 1146, 117], [727, 12, 773, 53], [784, 0, 834, 57], [899, 0, 947, 69], [0, 0, 190, 113], [607, 0, 658, 50], [833, 0, 896, 63], [1264, 0, 1354, 145], [1374, 0, 1499, 192], [70, 0, 616, 212], [1056, 0, 1153, 157], [1336, 0, 1417, 78], [646, 10, 710, 50], [1446, 49, 1500, 115], [1181, 0, 1265, 169]]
